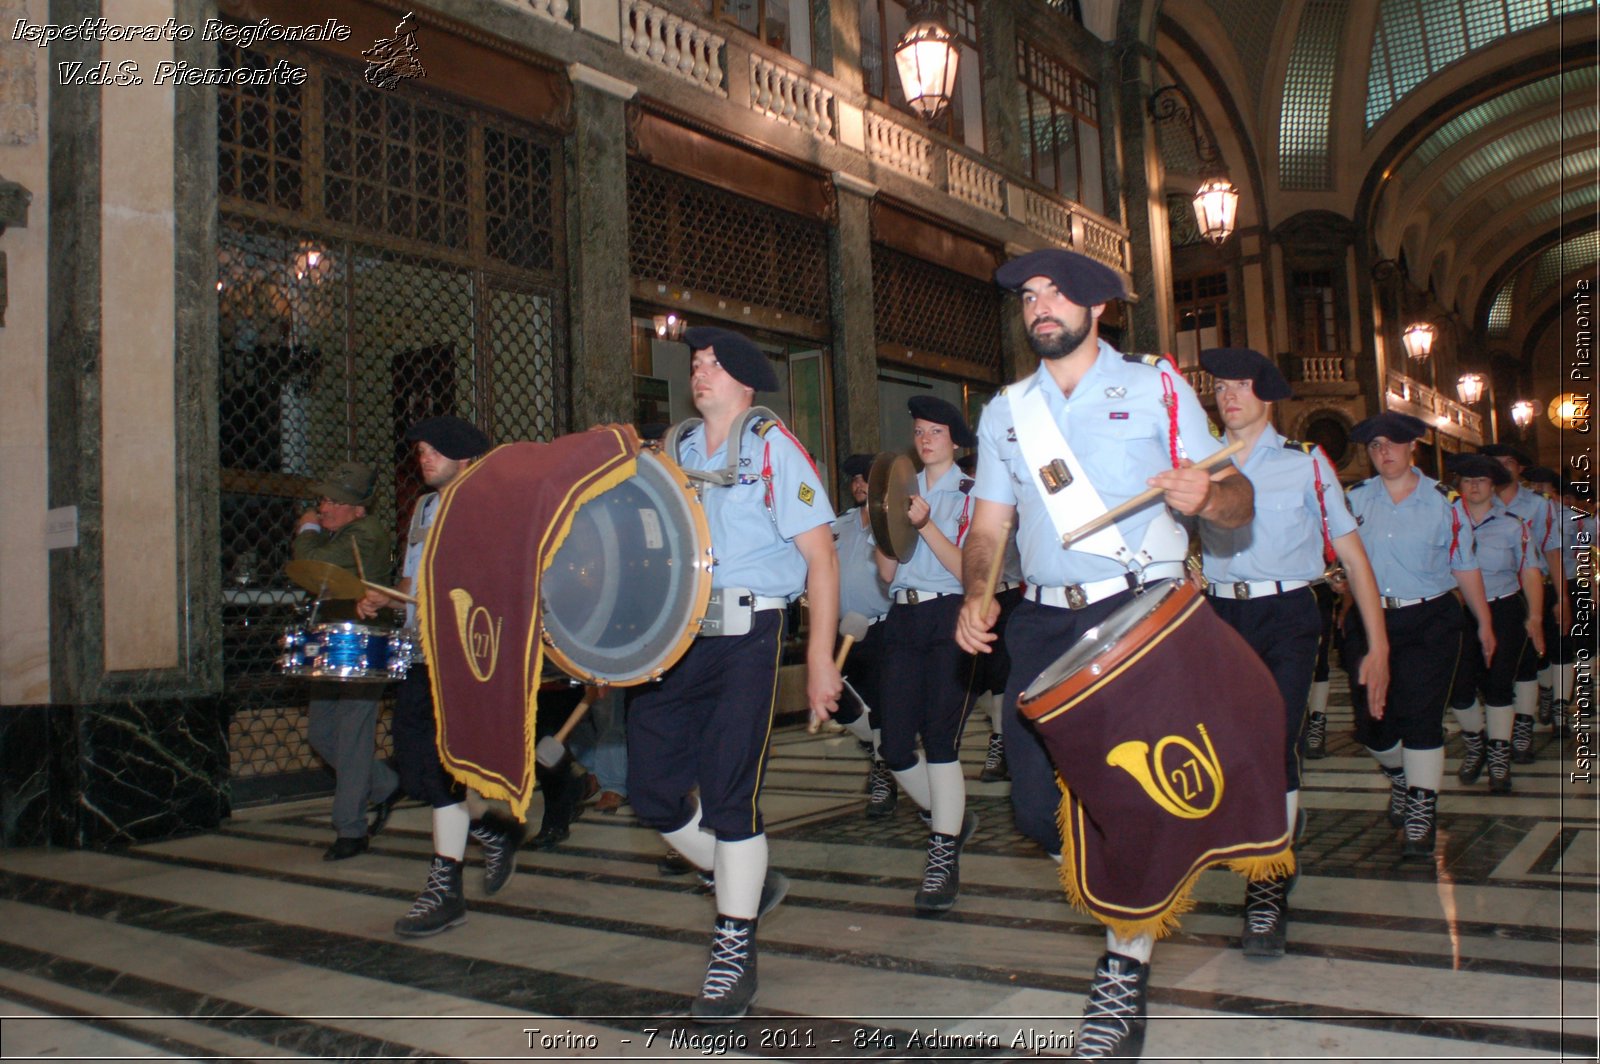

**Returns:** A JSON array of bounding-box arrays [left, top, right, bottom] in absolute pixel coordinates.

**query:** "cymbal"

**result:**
[[867, 451, 919, 564], [284, 559, 364, 600]]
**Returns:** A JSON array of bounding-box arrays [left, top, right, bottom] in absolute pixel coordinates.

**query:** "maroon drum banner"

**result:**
[[419, 426, 639, 820], [1030, 589, 1294, 940]]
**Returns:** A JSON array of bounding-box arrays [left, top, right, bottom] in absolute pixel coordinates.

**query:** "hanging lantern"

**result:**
[[1510, 399, 1536, 429], [1192, 176, 1239, 246], [1548, 393, 1589, 431], [893, 5, 960, 122], [1401, 321, 1436, 361], [1455, 373, 1485, 406]]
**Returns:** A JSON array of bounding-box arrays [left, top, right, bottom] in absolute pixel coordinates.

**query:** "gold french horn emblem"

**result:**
[[1106, 723, 1225, 819], [449, 588, 502, 683]]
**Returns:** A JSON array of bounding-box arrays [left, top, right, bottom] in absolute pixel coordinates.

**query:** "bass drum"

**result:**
[[540, 448, 713, 685]]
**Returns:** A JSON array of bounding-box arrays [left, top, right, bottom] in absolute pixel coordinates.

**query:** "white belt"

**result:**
[[1487, 591, 1519, 604], [1207, 579, 1311, 600], [893, 588, 957, 605], [1028, 564, 1186, 610], [750, 596, 789, 612], [1381, 591, 1453, 610]]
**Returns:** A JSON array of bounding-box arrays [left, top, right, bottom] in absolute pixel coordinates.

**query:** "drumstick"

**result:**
[[810, 612, 873, 734], [534, 696, 595, 769], [1060, 439, 1246, 548], [362, 579, 418, 605]]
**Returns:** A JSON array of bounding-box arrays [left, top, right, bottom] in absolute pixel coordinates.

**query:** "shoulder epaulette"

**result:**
[[751, 417, 778, 437], [959, 477, 975, 495], [1433, 482, 1460, 503], [1122, 352, 1174, 370], [1282, 439, 1316, 456]]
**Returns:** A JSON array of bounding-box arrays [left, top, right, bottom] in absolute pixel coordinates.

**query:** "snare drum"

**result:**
[[1017, 579, 1292, 936], [280, 622, 415, 681]]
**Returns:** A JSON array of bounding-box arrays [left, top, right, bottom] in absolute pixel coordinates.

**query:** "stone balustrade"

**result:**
[[749, 55, 835, 140], [948, 153, 1005, 215], [620, 0, 727, 96], [528, 0, 573, 27]]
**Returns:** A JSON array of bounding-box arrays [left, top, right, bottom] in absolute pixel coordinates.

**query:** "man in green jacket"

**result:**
[[292, 460, 401, 860]]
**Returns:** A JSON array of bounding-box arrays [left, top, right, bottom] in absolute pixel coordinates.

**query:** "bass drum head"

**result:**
[[541, 449, 712, 685], [1020, 579, 1186, 706]]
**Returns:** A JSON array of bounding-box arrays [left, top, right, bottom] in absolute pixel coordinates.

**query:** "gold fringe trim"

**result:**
[[429, 431, 639, 823], [1052, 776, 1295, 941]]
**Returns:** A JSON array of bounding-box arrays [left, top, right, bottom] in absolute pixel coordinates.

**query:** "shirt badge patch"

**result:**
[[798, 483, 815, 506], [1105, 386, 1127, 398], [1109, 411, 1130, 420], [1006, 426, 1018, 442]]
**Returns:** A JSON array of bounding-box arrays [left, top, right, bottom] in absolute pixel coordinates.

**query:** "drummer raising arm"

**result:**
[[954, 248, 1251, 1062], [627, 326, 840, 1024]]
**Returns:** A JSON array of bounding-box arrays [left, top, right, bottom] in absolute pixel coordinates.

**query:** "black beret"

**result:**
[[993, 248, 1127, 306], [1447, 453, 1511, 486], [908, 395, 976, 448], [1350, 412, 1429, 445], [405, 416, 490, 460], [684, 326, 779, 392], [1479, 443, 1534, 469], [1525, 466, 1560, 486], [841, 453, 875, 480], [1199, 348, 1292, 401]]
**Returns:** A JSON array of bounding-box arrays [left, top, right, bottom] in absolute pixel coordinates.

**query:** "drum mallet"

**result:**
[[809, 611, 872, 734], [534, 693, 596, 770], [1059, 438, 1246, 548]]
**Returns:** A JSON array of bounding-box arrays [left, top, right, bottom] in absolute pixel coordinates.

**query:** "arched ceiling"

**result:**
[[1153, 0, 1597, 368]]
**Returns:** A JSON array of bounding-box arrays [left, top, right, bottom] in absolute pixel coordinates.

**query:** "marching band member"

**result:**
[[1196, 347, 1388, 957], [1345, 414, 1492, 860], [292, 460, 399, 861], [629, 326, 841, 1022], [1524, 467, 1563, 728], [1479, 444, 1560, 761], [956, 248, 1254, 1059], [357, 417, 525, 935], [828, 454, 896, 816], [1548, 475, 1593, 727], [1445, 454, 1544, 793], [875, 397, 982, 913]]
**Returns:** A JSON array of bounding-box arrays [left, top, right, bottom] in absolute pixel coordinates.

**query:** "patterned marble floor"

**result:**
[[2, 679, 1597, 1062]]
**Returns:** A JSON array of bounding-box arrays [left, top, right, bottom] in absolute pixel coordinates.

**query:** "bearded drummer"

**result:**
[[874, 396, 983, 913], [1195, 347, 1388, 957], [954, 248, 1253, 1060], [357, 416, 527, 937], [1344, 413, 1492, 861], [631, 325, 842, 1022]]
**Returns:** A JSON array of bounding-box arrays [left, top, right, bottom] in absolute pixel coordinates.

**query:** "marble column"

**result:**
[[564, 65, 637, 432], [828, 173, 880, 456], [978, 1, 1024, 174]]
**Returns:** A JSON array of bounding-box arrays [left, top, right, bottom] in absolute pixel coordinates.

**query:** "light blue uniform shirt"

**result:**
[[1346, 470, 1479, 599], [1467, 499, 1533, 601], [973, 342, 1224, 587], [677, 417, 834, 598], [1201, 426, 1356, 583], [832, 508, 892, 620], [889, 464, 970, 597], [400, 492, 440, 632], [1502, 485, 1553, 573]]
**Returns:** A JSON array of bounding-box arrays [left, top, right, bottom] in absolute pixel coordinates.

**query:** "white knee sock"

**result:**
[[1367, 743, 1404, 772], [661, 803, 716, 872], [434, 802, 470, 861], [891, 753, 933, 810], [1106, 929, 1154, 964], [1556, 664, 1575, 703], [1538, 663, 1553, 688], [1307, 680, 1330, 716], [1515, 680, 1538, 718], [1285, 789, 1300, 830], [713, 835, 767, 920], [926, 759, 966, 836], [1453, 701, 1485, 733], [1403, 746, 1444, 793], [839, 709, 875, 746], [986, 692, 1004, 735], [1486, 703, 1515, 742]]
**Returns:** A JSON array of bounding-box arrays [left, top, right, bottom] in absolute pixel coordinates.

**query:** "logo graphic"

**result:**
[[798, 483, 815, 506], [449, 588, 502, 683], [1106, 723, 1224, 819]]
